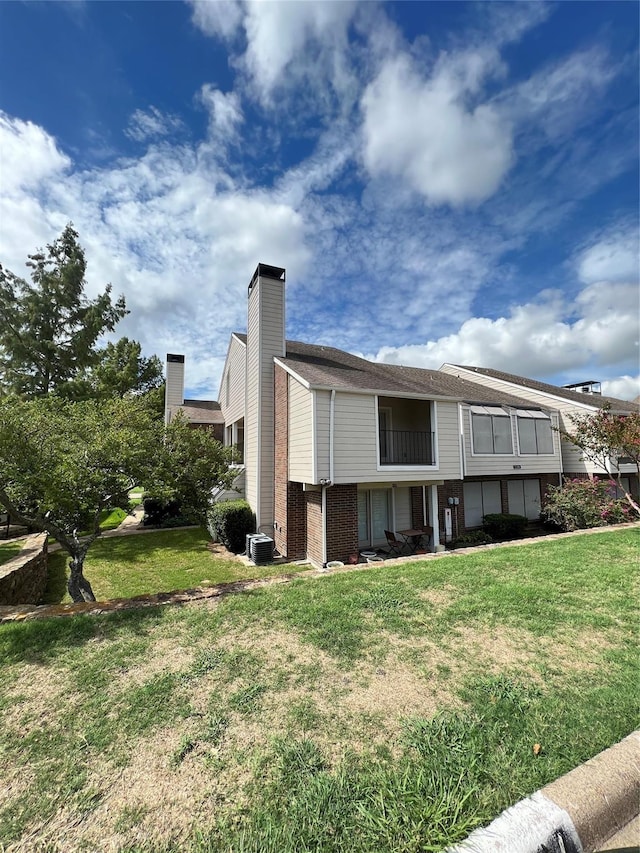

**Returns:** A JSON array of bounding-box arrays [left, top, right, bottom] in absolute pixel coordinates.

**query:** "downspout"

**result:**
[[323, 389, 335, 567], [329, 389, 335, 484], [321, 485, 328, 566]]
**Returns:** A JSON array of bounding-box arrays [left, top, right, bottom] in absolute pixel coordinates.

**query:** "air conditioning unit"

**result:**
[[250, 535, 274, 565]]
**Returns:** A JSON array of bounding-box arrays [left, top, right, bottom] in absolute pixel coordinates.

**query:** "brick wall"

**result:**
[[326, 484, 359, 564], [0, 533, 48, 605], [273, 366, 307, 560], [305, 491, 323, 567]]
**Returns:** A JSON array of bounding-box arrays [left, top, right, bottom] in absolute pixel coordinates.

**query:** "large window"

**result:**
[[516, 410, 553, 454], [358, 489, 391, 547], [463, 481, 502, 528], [470, 406, 513, 454]]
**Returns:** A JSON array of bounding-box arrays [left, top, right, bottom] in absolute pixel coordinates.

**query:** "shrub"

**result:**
[[541, 478, 634, 532], [142, 494, 188, 528], [208, 500, 255, 553], [482, 513, 528, 540], [451, 530, 493, 548]]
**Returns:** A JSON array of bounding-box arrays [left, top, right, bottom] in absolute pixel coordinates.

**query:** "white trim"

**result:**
[[457, 402, 465, 478], [287, 382, 463, 401], [273, 358, 311, 389], [429, 485, 440, 549], [231, 333, 247, 348]]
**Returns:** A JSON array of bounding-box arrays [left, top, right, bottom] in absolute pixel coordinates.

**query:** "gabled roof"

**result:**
[[276, 339, 549, 409], [447, 365, 639, 412]]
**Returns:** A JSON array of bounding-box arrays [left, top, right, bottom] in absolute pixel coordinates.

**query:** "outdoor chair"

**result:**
[[419, 525, 433, 550], [384, 530, 406, 556]]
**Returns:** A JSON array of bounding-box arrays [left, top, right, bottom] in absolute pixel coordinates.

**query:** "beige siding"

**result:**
[[245, 273, 285, 528], [440, 365, 604, 475], [436, 402, 462, 477], [462, 408, 562, 476], [289, 377, 314, 483], [219, 336, 246, 426], [315, 390, 331, 482], [332, 394, 460, 483]]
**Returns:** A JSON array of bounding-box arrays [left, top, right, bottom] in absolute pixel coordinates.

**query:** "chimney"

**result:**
[[165, 353, 185, 424], [245, 263, 286, 531]]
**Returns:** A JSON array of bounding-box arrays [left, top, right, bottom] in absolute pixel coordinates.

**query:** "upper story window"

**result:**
[[470, 406, 513, 454], [516, 410, 554, 454]]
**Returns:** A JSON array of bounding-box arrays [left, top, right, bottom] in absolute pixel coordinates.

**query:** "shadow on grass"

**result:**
[[44, 551, 69, 604]]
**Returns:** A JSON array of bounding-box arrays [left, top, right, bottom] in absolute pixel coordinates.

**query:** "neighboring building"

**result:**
[[217, 264, 565, 567], [440, 364, 640, 502], [164, 353, 224, 442]]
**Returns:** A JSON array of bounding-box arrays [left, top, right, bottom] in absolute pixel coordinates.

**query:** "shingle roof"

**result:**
[[449, 365, 639, 412], [277, 340, 549, 409], [170, 399, 224, 424]]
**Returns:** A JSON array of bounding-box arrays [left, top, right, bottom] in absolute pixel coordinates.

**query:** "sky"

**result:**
[[0, 1, 638, 401]]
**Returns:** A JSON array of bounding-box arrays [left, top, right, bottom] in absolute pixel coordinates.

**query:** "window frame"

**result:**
[[515, 410, 554, 455], [469, 406, 514, 455]]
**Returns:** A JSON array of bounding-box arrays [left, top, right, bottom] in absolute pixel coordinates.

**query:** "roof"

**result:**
[[169, 399, 224, 424], [276, 339, 548, 409], [448, 365, 639, 412]]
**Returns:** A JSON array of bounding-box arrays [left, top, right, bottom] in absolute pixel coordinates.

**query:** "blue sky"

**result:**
[[0, 1, 638, 400]]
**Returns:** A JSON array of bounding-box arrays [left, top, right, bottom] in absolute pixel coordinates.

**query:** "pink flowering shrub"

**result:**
[[542, 478, 633, 532]]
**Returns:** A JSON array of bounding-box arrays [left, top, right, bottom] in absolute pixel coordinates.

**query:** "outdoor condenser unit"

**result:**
[[250, 535, 274, 565]]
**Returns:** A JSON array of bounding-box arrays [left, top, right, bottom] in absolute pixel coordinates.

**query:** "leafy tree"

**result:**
[[562, 405, 640, 516], [0, 224, 127, 398], [0, 397, 234, 602], [70, 337, 164, 401]]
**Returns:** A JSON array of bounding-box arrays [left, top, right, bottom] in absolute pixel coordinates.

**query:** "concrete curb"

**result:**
[[446, 731, 640, 853]]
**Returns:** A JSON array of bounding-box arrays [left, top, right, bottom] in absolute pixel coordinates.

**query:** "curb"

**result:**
[[446, 730, 640, 853]]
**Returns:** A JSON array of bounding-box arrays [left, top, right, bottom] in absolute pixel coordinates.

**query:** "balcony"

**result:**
[[379, 429, 434, 466]]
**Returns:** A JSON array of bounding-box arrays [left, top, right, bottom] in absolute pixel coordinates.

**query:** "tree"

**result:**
[[562, 405, 640, 516], [70, 337, 164, 402], [0, 224, 127, 398], [0, 397, 234, 602]]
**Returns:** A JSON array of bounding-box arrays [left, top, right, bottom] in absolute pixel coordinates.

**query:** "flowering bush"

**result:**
[[541, 478, 635, 532]]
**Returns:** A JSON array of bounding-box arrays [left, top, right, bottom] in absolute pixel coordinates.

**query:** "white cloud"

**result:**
[[577, 225, 640, 285], [188, 0, 243, 40], [125, 107, 185, 143], [601, 375, 640, 402], [199, 85, 243, 142], [361, 51, 514, 206], [0, 112, 70, 194], [372, 278, 639, 386]]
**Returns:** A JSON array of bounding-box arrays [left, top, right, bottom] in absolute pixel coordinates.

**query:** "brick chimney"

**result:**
[[245, 264, 286, 531], [164, 353, 185, 424]]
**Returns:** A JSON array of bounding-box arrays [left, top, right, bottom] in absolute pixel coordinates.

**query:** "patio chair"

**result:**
[[385, 530, 406, 556], [419, 525, 433, 550]]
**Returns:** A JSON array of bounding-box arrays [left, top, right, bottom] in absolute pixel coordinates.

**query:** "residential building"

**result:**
[[164, 353, 224, 441], [217, 264, 565, 566]]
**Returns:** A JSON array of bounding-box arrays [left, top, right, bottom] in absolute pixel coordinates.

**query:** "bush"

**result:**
[[482, 513, 528, 540], [208, 500, 255, 553], [541, 478, 634, 532], [142, 494, 190, 528], [451, 530, 493, 549]]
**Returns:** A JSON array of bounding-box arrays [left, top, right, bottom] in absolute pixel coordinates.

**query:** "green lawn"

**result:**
[[0, 540, 23, 566], [1, 528, 638, 852], [44, 527, 306, 603]]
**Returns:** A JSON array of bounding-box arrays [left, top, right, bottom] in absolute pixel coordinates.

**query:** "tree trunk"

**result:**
[[67, 555, 96, 602]]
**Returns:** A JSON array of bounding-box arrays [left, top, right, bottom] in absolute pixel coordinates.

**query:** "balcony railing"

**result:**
[[379, 430, 434, 465]]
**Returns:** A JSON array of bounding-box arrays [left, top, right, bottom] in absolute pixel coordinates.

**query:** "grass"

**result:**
[[43, 527, 308, 604], [0, 528, 637, 852], [0, 540, 23, 566]]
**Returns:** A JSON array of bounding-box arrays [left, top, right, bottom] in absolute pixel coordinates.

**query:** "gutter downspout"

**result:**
[[321, 485, 328, 566], [329, 390, 335, 484]]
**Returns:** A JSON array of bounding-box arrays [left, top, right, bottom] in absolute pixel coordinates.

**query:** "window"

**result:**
[[516, 410, 553, 454], [507, 479, 541, 519], [470, 406, 513, 454], [463, 481, 501, 527]]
